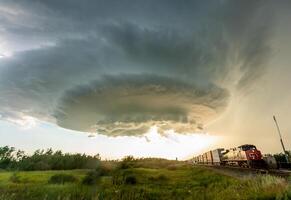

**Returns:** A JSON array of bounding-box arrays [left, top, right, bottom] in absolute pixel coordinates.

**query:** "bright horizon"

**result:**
[[0, 120, 220, 160]]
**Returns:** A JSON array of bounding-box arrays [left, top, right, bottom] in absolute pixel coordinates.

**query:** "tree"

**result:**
[[0, 146, 15, 169], [0, 146, 102, 170]]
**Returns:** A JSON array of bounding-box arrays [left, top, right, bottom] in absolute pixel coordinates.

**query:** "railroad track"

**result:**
[[195, 164, 291, 178]]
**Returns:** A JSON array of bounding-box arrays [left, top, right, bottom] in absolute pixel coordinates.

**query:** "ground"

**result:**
[[0, 165, 290, 200]]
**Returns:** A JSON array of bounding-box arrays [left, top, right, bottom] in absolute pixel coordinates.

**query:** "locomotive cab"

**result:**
[[239, 144, 262, 160], [239, 144, 265, 168], [239, 144, 257, 151]]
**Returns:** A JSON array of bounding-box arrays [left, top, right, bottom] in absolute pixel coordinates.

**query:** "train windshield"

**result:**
[[240, 145, 257, 151]]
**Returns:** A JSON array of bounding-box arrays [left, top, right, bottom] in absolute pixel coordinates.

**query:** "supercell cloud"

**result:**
[[0, 0, 274, 136], [55, 75, 228, 136]]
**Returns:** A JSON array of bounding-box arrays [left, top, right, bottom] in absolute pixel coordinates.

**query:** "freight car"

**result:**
[[193, 144, 266, 168]]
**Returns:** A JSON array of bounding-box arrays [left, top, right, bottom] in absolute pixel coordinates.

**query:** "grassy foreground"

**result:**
[[0, 165, 290, 200]]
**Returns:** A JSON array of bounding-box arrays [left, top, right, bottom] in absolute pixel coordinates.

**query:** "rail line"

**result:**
[[194, 164, 291, 178]]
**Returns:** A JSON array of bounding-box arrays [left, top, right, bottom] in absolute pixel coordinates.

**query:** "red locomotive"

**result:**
[[193, 144, 266, 168], [221, 144, 265, 168]]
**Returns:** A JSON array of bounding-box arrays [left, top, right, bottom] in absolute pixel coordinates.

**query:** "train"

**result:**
[[192, 144, 268, 168]]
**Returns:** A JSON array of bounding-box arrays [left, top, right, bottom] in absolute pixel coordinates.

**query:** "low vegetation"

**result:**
[[1, 146, 291, 199], [1, 165, 291, 199], [48, 174, 77, 184]]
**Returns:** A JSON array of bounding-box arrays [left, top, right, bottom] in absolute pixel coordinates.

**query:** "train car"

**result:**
[[206, 151, 212, 165], [221, 144, 265, 168], [198, 155, 202, 164], [212, 148, 224, 165], [203, 153, 207, 164], [202, 154, 205, 164], [193, 149, 221, 165], [263, 155, 277, 169], [201, 154, 205, 164]]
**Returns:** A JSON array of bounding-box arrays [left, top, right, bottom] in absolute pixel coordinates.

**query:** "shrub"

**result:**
[[48, 174, 77, 184], [124, 175, 137, 185], [157, 174, 167, 181], [148, 174, 168, 182], [82, 170, 101, 185], [118, 156, 136, 169], [97, 163, 114, 176], [167, 164, 178, 170], [9, 172, 21, 183]]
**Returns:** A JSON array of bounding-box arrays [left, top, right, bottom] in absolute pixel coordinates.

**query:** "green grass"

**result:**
[[0, 166, 290, 200], [0, 170, 89, 185]]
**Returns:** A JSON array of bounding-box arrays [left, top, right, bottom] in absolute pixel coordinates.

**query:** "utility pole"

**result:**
[[273, 115, 289, 163]]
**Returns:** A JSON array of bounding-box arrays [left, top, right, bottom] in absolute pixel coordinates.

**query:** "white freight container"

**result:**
[[211, 148, 224, 165]]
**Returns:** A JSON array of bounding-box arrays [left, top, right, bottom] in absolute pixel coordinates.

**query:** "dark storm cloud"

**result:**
[[55, 75, 229, 135], [0, 0, 275, 135]]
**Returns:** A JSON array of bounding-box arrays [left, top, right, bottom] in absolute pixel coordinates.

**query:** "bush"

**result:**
[[157, 174, 167, 181], [148, 174, 168, 182], [124, 175, 137, 185], [82, 171, 101, 185], [167, 164, 178, 170], [82, 163, 114, 185], [97, 163, 114, 176], [118, 156, 136, 169], [9, 172, 21, 183], [48, 174, 77, 184]]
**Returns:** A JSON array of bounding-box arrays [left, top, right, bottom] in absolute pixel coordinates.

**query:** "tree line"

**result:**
[[0, 146, 101, 171]]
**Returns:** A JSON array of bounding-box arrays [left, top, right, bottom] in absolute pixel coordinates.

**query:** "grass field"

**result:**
[[0, 165, 290, 200]]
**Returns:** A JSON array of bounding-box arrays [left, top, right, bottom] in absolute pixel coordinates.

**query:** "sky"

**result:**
[[0, 0, 291, 159]]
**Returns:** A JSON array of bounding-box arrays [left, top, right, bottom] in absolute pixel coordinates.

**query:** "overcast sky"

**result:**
[[1, 0, 291, 159]]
